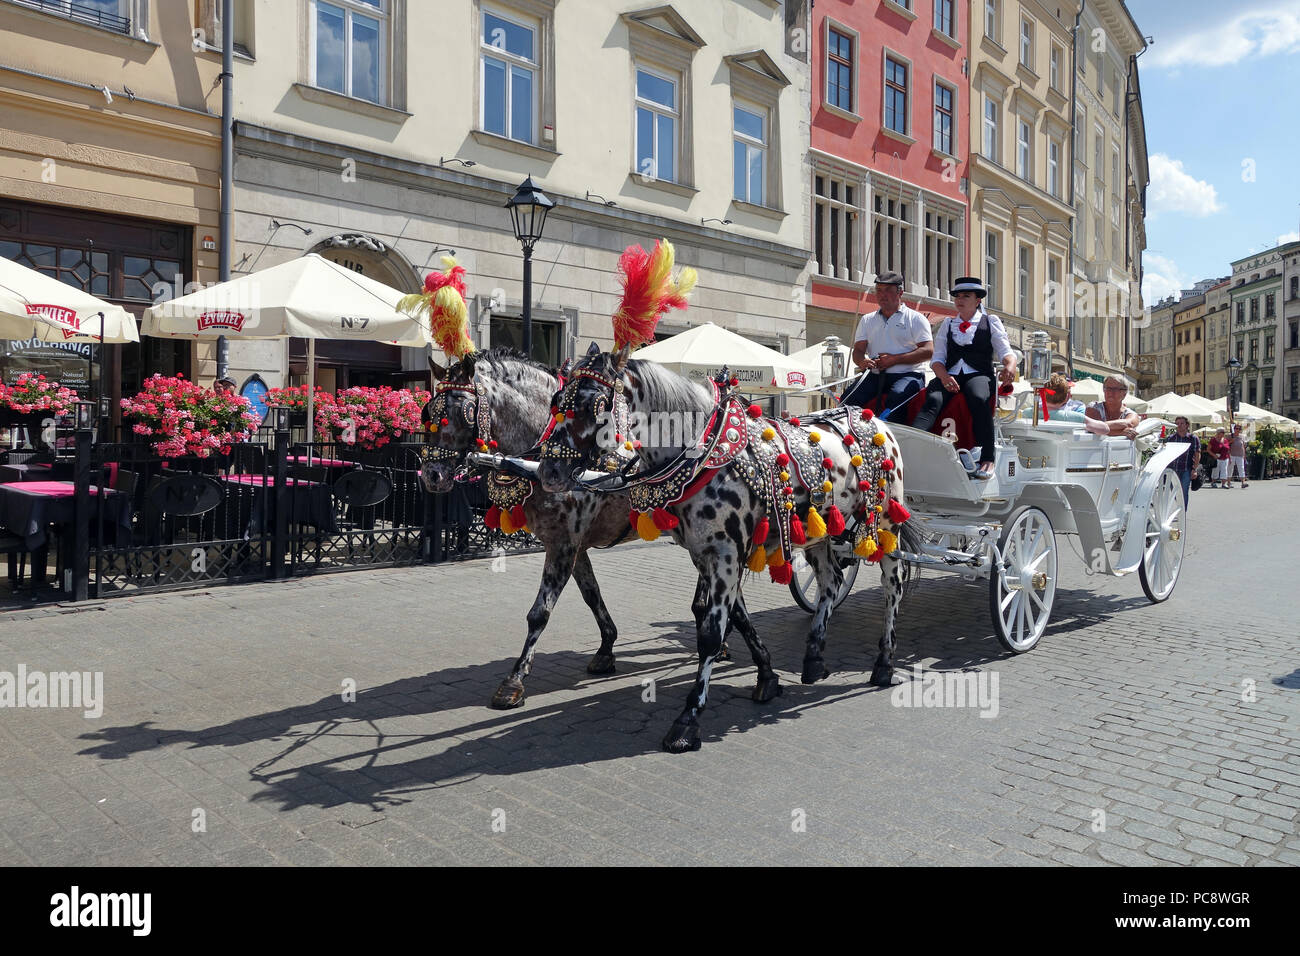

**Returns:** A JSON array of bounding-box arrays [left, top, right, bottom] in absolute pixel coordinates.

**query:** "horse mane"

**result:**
[[456, 346, 557, 382], [625, 357, 714, 413]]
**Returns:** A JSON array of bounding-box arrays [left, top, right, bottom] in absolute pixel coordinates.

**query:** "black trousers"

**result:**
[[841, 371, 924, 415], [911, 371, 996, 463]]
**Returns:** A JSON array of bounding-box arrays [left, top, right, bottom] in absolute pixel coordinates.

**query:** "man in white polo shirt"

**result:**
[[842, 271, 934, 415]]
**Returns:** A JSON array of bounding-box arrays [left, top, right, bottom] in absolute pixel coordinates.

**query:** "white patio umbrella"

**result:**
[[143, 254, 433, 456], [1122, 393, 1148, 412], [1207, 396, 1274, 423], [1141, 391, 1222, 425], [1068, 378, 1105, 402], [632, 321, 819, 394], [786, 337, 853, 386]]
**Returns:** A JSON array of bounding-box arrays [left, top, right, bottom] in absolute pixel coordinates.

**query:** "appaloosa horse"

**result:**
[[538, 345, 920, 752], [421, 347, 757, 709]]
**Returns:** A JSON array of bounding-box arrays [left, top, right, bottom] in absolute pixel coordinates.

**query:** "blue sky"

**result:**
[[1126, 0, 1300, 302]]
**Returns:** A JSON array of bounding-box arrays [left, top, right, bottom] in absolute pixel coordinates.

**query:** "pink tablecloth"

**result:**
[[221, 474, 319, 488], [287, 455, 350, 468], [1, 481, 110, 497]]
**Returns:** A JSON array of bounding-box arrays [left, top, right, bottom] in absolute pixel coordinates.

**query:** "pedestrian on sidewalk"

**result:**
[[1207, 428, 1230, 487], [1166, 416, 1200, 508], [1227, 423, 1249, 488]]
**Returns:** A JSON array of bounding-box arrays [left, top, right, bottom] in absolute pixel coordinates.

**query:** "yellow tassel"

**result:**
[[636, 512, 661, 542], [809, 432, 821, 444], [747, 547, 768, 573], [822, 480, 833, 493], [784, 500, 794, 510], [878, 529, 898, 553], [767, 549, 786, 568], [850, 454, 863, 467], [873, 432, 886, 446], [779, 470, 790, 481], [624, 440, 634, 451], [762, 427, 775, 441], [878, 478, 888, 489], [875, 505, 884, 514], [806, 507, 827, 539], [499, 510, 516, 535], [854, 536, 877, 558], [555, 412, 565, 424]]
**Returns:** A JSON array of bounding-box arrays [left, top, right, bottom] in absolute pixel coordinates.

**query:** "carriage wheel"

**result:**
[[789, 551, 860, 614], [989, 506, 1057, 654], [1138, 469, 1185, 604]]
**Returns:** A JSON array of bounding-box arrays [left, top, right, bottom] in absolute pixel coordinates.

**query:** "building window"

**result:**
[[826, 26, 855, 113], [15, 0, 131, 34], [1291, 276, 1299, 300], [1195, 352, 1201, 373], [1017, 243, 1032, 318], [934, 0, 954, 38], [1236, 301, 1244, 324], [733, 103, 766, 205], [314, 0, 388, 105], [1046, 256, 1061, 323], [1266, 333, 1275, 360], [1019, 17, 1034, 69], [872, 192, 913, 283], [884, 55, 909, 135], [1016, 119, 1031, 181], [1094, 129, 1105, 188], [933, 81, 955, 155], [1263, 376, 1273, 406], [982, 95, 1000, 162], [1250, 297, 1259, 322], [1248, 379, 1257, 405], [1250, 337, 1259, 362], [1111, 147, 1120, 198], [1095, 48, 1104, 95], [1050, 43, 1062, 91], [1265, 292, 1275, 317], [1047, 138, 1061, 197], [984, 229, 1000, 309], [1111, 199, 1121, 259], [1290, 321, 1299, 349], [1195, 325, 1201, 341], [1289, 371, 1298, 401], [635, 67, 678, 182], [1074, 105, 1085, 162], [1112, 68, 1121, 115], [1236, 339, 1244, 361], [985, 0, 999, 45], [924, 210, 959, 300], [1093, 211, 1103, 259], [814, 174, 860, 280]]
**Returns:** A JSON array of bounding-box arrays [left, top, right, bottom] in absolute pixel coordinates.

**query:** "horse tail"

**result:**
[[894, 519, 923, 600]]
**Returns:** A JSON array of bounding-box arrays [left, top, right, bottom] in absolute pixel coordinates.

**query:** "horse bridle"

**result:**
[[542, 367, 629, 466], [420, 380, 491, 479]]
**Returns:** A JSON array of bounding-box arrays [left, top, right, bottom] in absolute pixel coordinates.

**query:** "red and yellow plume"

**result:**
[[611, 239, 697, 351], [398, 256, 475, 360]]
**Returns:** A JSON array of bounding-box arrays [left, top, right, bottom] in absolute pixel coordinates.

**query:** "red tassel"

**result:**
[[788, 417, 800, 427], [652, 507, 679, 530], [881, 458, 895, 471], [769, 562, 793, 585], [822, 457, 834, 468], [747, 404, 763, 418], [510, 505, 527, 528], [753, 516, 770, 546], [888, 498, 911, 524], [866, 549, 884, 563], [776, 453, 790, 467], [790, 514, 806, 544], [485, 506, 502, 530], [826, 505, 846, 536], [861, 408, 874, 420], [629, 510, 640, 531]]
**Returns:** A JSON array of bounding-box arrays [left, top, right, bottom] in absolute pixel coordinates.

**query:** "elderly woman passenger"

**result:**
[[1084, 375, 1141, 439]]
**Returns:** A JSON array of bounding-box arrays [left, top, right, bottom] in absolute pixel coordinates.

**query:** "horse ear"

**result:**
[[585, 340, 601, 358], [612, 345, 631, 374], [429, 355, 447, 381], [462, 352, 478, 378]]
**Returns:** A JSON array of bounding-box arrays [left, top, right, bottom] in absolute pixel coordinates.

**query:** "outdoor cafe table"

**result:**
[[0, 461, 74, 484], [0, 480, 132, 586], [219, 473, 336, 539]]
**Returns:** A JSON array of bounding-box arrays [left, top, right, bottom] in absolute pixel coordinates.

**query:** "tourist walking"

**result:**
[[1227, 424, 1249, 488]]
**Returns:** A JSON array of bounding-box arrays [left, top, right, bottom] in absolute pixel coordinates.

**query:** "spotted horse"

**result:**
[[537, 250, 921, 753]]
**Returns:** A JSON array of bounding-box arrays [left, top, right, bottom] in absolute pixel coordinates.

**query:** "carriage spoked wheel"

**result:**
[[789, 550, 860, 613], [1138, 468, 1185, 604], [989, 506, 1057, 654]]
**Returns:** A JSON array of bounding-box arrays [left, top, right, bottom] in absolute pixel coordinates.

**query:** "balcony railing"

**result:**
[[12, 0, 131, 34]]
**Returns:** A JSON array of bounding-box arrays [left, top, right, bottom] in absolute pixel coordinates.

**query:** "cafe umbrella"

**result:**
[[141, 254, 434, 458]]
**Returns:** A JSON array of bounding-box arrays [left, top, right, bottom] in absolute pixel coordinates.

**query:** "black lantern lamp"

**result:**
[[504, 176, 555, 359], [74, 400, 96, 433], [272, 405, 292, 433]]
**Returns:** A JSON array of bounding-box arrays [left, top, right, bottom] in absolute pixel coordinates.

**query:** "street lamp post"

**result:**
[[504, 177, 555, 360], [1226, 357, 1241, 428]]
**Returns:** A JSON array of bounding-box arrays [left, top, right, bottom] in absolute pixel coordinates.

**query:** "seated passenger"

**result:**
[[911, 277, 1018, 480], [1084, 375, 1141, 440], [1026, 373, 1088, 423]]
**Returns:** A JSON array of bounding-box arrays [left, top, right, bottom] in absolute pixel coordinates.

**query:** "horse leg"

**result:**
[[572, 551, 618, 675], [800, 542, 843, 684], [870, 553, 906, 686], [730, 593, 781, 703], [663, 563, 738, 753], [490, 543, 577, 709]]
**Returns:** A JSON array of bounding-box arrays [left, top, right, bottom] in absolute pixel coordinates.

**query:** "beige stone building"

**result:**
[[966, 0, 1075, 358], [1172, 292, 1204, 397], [1202, 277, 1231, 401], [1134, 294, 1173, 398], [222, 0, 812, 396], [0, 0, 222, 415]]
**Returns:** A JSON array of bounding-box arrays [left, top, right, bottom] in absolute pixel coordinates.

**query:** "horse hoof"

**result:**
[[801, 659, 830, 685], [490, 679, 526, 709], [752, 676, 783, 703], [586, 652, 616, 675], [869, 666, 894, 687], [716, 641, 731, 662], [661, 721, 702, 753]]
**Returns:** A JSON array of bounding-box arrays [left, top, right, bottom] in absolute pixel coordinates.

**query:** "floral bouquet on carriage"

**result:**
[[314, 385, 431, 452], [120, 373, 260, 458]]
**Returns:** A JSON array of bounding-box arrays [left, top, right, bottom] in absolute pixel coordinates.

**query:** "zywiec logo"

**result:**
[[786, 371, 807, 387], [195, 310, 246, 332], [26, 304, 80, 340], [49, 886, 151, 936]]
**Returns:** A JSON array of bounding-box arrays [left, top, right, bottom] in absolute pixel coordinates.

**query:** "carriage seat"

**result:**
[[856, 387, 994, 454]]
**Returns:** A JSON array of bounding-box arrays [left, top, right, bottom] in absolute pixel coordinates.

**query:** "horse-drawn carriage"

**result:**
[[789, 386, 1187, 653]]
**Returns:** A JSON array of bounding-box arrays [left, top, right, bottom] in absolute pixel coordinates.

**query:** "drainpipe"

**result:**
[[1067, 0, 1085, 378], [216, 0, 233, 379], [1123, 38, 1150, 381]]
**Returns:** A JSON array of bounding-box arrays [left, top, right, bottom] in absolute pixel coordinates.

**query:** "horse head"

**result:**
[[538, 342, 629, 492], [420, 352, 482, 493]]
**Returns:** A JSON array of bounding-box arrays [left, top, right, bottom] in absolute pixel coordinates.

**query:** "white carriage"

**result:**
[[791, 398, 1188, 653]]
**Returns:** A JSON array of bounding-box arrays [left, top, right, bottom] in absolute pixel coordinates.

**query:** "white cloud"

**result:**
[[1149, 5, 1300, 68], [1278, 230, 1300, 245], [1148, 154, 1223, 218], [1142, 253, 1191, 305]]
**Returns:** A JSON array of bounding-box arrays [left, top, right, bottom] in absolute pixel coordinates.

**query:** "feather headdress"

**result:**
[[611, 239, 697, 351], [398, 256, 475, 360]]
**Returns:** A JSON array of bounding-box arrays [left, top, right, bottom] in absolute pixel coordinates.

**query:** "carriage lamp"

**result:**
[[98, 396, 111, 419], [821, 336, 845, 383], [1028, 331, 1053, 385], [74, 400, 96, 433], [505, 176, 556, 360], [272, 405, 292, 433]]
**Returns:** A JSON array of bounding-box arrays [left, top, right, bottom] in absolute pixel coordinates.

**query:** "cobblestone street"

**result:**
[[1, 478, 1297, 866]]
